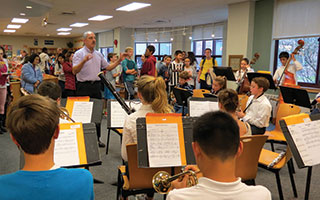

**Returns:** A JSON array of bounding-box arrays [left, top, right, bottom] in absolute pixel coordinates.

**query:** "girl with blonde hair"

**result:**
[[121, 75, 172, 161]]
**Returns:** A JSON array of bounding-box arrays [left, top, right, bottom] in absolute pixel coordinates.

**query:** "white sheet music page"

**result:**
[[287, 120, 320, 166], [72, 101, 93, 123], [189, 101, 219, 117], [54, 129, 80, 167], [110, 101, 127, 127], [147, 123, 181, 167]]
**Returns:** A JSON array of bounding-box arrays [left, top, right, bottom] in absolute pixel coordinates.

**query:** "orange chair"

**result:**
[[266, 103, 301, 149], [235, 135, 268, 185], [238, 94, 249, 112], [117, 144, 179, 199], [192, 89, 210, 98], [259, 147, 297, 200]]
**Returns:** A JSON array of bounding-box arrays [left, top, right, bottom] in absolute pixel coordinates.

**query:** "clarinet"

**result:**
[[98, 72, 133, 115]]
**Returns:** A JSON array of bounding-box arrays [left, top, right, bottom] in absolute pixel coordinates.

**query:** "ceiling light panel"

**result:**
[[7, 24, 21, 29], [58, 32, 71, 35], [70, 23, 88, 27], [116, 2, 151, 12], [88, 15, 113, 21], [11, 18, 29, 23], [57, 28, 72, 31], [4, 29, 16, 33]]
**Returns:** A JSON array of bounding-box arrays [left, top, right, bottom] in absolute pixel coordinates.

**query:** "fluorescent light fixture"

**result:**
[[11, 18, 29, 23], [189, 36, 192, 40], [170, 38, 174, 41], [58, 32, 71, 35], [26, 5, 32, 9], [211, 34, 215, 38], [70, 22, 88, 27], [88, 15, 113, 21], [7, 24, 21, 29], [57, 28, 72, 31], [116, 2, 151, 12], [20, 13, 26, 16], [4, 29, 16, 33]]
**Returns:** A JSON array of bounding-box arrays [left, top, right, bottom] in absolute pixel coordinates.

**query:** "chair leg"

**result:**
[[287, 162, 298, 197], [275, 170, 284, 200], [116, 170, 121, 200], [289, 159, 296, 174], [106, 129, 111, 155], [270, 141, 275, 152]]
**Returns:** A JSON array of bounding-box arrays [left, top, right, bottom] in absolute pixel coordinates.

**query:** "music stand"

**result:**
[[203, 93, 218, 98], [213, 66, 236, 81], [279, 86, 311, 108], [247, 72, 276, 90], [173, 87, 193, 116]]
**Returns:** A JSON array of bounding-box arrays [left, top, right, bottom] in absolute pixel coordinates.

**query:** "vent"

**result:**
[[61, 11, 76, 15]]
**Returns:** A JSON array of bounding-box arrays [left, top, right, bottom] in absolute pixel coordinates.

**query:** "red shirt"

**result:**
[[140, 55, 156, 77], [63, 62, 76, 90]]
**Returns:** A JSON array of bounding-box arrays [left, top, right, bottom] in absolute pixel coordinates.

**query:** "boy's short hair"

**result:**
[[252, 77, 270, 92], [107, 53, 116, 62], [6, 94, 60, 155], [279, 52, 289, 59], [204, 48, 212, 52], [38, 81, 61, 101], [125, 47, 133, 52], [193, 111, 239, 161], [174, 50, 183, 56], [179, 71, 191, 80], [147, 45, 155, 54]]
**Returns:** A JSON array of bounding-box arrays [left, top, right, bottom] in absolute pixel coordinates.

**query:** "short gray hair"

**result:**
[[83, 31, 94, 39]]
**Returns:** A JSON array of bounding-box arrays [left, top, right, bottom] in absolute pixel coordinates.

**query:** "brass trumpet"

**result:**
[[152, 170, 199, 194]]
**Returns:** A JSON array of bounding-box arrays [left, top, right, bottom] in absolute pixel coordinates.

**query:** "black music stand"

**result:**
[[279, 86, 311, 108], [136, 117, 197, 168], [213, 66, 236, 81], [173, 87, 193, 116], [247, 72, 277, 90]]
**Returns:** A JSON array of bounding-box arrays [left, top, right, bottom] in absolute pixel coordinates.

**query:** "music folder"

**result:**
[[188, 97, 219, 117], [279, 86, 311, 108], [213, 66, 236, 81], [136, 114, 198, 168], [247, 72, 276, 90], [280, 113, 320, 168]]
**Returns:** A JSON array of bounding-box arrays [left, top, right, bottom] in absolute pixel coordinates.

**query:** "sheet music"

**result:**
[[189, 100, 219, 117], [72, 101, 93, 123], [54, 129, 80, 167], [110, 101, 142, 127], [147, 123, 181, 167], [288, 120, 320, 166]]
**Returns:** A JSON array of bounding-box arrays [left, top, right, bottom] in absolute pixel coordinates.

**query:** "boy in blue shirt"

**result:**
[[122, 47, 138, 99], [0, 94, 94, 200]]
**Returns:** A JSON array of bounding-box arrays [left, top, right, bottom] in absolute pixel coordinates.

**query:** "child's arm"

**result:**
[[291, 54, 303, 71]]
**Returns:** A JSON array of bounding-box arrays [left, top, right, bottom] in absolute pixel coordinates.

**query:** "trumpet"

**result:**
[[152, 170, 200, 194]]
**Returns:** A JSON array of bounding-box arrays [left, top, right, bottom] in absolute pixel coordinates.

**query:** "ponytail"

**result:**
[[215, 76, 227, 90], [137, 75, 172, 113], [218, 89, 238, 113]]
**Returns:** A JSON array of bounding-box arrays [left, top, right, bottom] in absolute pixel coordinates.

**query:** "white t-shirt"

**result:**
[[273, 60, 302, 85], [167, 177, 271, 200], [39, 52, 50, 73]]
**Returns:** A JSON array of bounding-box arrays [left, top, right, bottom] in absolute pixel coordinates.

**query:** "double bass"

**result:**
[[238, 53, 260, 94], [277, 40, 304, 103]]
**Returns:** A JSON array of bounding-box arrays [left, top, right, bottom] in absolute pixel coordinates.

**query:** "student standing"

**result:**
[[198, 48, 217, 90], [122, 47, 137, 100], [183, 57, 197, 89], [140, 45, 156, 77], [169, 50, 184, 88]]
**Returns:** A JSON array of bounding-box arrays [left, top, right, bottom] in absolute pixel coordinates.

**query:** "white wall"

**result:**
[[226, 1, 255, 63], [0, 35, 73, 56]]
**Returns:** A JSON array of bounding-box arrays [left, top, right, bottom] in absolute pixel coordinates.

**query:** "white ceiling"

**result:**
[[0, 0, 248, 38]]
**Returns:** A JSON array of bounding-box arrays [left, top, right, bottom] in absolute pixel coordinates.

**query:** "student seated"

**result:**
[[38, 81, 62, 104], [167, 111, 271, 200], [236, 77, 272, 135], [212, 76, 226, 95], [218, 89, 251, 136], [121, 75, 172, 161], [0, 94, 94, 200]]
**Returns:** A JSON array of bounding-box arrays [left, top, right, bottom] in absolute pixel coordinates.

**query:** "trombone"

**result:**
[[152, 170, 200, 194]]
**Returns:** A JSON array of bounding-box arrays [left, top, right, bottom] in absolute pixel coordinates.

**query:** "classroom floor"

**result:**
[[1, 116, 320, 200]]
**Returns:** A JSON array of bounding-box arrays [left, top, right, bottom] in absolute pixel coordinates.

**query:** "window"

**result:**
[[135, 42, 172, 69], [99, 47, 114, 60], [274, 37, 320, 87], [193, 39, 223, 70]]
